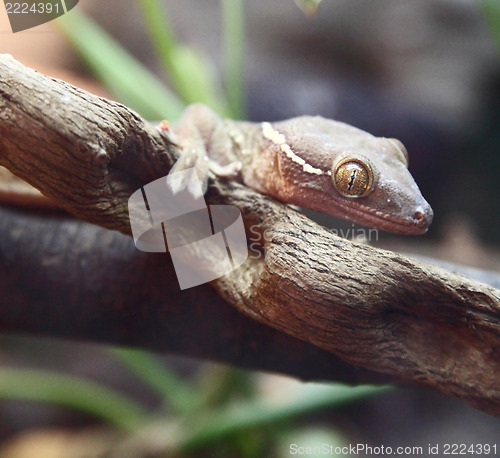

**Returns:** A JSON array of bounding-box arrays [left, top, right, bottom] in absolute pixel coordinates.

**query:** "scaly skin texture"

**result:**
[[169, 104, 433, 234], [1, 102, 432, 234]]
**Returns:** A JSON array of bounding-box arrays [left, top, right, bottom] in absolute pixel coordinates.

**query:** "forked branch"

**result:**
[[1, 55, 499, 415]]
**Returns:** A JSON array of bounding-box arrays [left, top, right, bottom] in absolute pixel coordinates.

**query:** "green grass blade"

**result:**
[[177, 384, 390, 452], [111, 348, 198, 415], [0, 368, 149, 432], [55, 9, 184, 120], [136, 0, 184, 96], [137, 0, 225, 113], [482, 0, 500, 51], [221, 0, 245, 118], [293, 0, 323, 15]]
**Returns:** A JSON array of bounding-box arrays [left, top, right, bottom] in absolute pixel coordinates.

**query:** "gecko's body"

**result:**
[[0, 103, 432, 234], [166, 104, 433, 234]]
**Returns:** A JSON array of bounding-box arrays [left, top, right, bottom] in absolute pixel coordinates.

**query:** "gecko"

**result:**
[[162, 104, 433, 234], [0, 103, 432, 234]]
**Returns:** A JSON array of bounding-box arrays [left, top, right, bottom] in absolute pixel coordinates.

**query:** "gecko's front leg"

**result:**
[[159, 104, 213, 195], [160, 104, 240, 195]]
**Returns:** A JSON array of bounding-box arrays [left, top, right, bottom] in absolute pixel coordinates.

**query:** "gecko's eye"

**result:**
[[333, 158, 374, 198]]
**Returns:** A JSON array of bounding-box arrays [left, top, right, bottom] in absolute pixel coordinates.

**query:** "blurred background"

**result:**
[[0, 0, 499, 456]]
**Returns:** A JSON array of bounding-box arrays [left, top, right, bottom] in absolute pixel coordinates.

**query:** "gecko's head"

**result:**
[[263, 117, 433, 234]]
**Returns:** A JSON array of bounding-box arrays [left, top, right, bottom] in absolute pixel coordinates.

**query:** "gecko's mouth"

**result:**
[[326, 197, 434, 235]]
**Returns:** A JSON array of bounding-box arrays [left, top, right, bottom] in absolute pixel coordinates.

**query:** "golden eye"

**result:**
[[333, 158, 374, 198]]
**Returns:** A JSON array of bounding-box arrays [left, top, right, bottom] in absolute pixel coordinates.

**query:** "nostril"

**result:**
[[414, 211, 424, 221], [411, 202, 433, 231]]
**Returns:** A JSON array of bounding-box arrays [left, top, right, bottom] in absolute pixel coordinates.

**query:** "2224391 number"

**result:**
[[5, 2, 59, 14], [443, 443, 497, 455]]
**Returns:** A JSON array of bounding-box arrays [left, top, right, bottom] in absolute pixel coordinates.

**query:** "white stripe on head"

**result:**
[[261, 122, 324, 176]]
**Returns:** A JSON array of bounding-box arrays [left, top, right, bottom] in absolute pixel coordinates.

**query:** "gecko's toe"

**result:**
[[166, 173, 186, 195], [209, 160, 242, 177], [166, 167, 206, 200]]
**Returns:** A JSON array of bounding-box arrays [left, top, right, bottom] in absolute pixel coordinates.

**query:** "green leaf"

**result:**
[[0, 368, 148, 432], [176, 384, 390, 452], [482, 0, 500, 51], [112, 347, 199, 415], [137, 0, 225, 114], [293, 0, 323, 15], [55, 9, 184, 120], [221, 0, 245, 118]]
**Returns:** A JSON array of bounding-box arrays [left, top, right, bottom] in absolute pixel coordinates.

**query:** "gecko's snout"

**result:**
[[414, 211, 425, 222], [411, 202, 434, 233]]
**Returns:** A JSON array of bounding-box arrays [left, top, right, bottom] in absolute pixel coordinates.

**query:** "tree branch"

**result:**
[[0, 205, 386, 386], [0, 54, 178, 233], [1, 54, 499, 416]]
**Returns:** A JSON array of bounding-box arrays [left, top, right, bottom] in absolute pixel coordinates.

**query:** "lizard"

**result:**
[[0, 103, 433, 234], [162, 103, 433, 234]]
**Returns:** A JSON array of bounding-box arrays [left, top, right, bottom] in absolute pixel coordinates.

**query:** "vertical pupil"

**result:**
[[333, 159, 374, 198], [348, 170, 357, 191]]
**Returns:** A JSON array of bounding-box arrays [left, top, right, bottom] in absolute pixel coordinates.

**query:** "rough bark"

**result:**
[[1, 54, 499, 415], [0, 205, 385, 386]]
